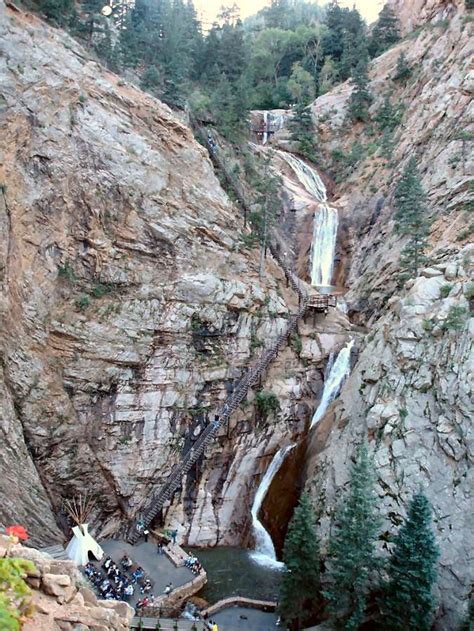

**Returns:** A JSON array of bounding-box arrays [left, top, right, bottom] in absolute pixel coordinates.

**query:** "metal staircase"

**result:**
[[127, 121, 315, 544]]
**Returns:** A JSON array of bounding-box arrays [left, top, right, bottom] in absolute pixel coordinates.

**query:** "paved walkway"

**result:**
[[131, 614, 280, 630], [212, 606, 279, 630], [98, 540, 194, 608]]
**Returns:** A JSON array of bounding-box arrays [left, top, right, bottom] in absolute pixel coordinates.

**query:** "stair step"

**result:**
[[40, 544, 69, 560]]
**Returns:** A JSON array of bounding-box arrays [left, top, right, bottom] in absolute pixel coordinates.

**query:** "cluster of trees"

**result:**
[[29, 0, 401, 137], [279, 441, 440, 630]]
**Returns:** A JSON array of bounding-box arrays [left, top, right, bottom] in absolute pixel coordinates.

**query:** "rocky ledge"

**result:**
[[0, 535, 133, 630]]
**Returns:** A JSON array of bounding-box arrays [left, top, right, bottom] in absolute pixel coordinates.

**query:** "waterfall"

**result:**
[[279, 152, 338, 287], [262, 112, 269, 145], [250, 444, 295, 569], [311, 340, 354, 429]]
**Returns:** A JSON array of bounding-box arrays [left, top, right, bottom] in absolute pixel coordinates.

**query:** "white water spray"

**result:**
[[262, 112, 269, 145], [250, 444, 295, 568], [279, 152, 338, 287], [311, 340, 354, 429]]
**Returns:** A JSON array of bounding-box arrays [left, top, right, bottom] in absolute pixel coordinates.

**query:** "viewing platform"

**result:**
[[306, 294, 337, 312]]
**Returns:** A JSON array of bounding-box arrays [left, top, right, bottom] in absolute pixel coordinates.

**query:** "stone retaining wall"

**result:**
[[141, 532, 207, 617], [202, 596, 277, 617]]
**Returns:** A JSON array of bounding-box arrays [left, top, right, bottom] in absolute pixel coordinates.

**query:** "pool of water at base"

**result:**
[[187, 547, 283, 604]]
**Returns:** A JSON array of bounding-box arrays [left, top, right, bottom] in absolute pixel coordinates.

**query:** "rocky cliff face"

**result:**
[[0, 535, 133, 630], [0, 0, 348, 550], [301, 3, 473, 628], [387, 0, 465, 35]]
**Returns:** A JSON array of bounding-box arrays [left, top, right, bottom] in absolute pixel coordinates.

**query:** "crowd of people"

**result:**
[[83, 554, 155, 608]]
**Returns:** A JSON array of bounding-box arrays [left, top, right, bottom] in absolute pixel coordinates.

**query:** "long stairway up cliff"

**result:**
[[0, 0, 349, 551]]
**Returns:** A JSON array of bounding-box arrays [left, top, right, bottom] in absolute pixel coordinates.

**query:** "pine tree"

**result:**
[[339, 8, 367, 81], [325, 440, 380, 630], [322, 1, 349, 63], [279, 493, 321, 630], [369, 5, 401, 58], [289, 102, 317, 161], [349, 59, 373, 122], [394, 157, 431, 278], [34, 0, 76, 27], [393, 52, 412, 83], [380, 492, 439, 631]]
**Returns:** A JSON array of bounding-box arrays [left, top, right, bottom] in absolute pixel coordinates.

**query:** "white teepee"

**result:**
[[66, 523, 104, 566], [64, 496, 103, 566]]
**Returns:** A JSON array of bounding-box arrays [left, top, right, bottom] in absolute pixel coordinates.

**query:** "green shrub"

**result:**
[[422, 319, 433, 332], [443, 306, 467, 331], [91, 282, 113, 298], [440, 284, 452, 298], [75, 294, 90, 311], [290, 332, 303, 355], [0, 558, 36, 630], [465, 282, 474, 301], [456, 223, 474, 241], [58, 261, 76, 283], [254, 390, 280, 420], [250, 332, 264, 352]]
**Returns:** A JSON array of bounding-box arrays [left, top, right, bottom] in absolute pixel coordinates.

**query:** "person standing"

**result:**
[[171, 529, 177, 545], [143, 528, 149, 542]]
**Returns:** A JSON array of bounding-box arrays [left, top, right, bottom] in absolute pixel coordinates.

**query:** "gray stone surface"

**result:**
[[212, 606, 279, 631], [99, 539, 194, 604]]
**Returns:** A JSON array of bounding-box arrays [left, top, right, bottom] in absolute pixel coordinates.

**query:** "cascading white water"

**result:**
[[278, 152, 338, 287], [311, 340, 354, 429], [262, 111, 269, 145], [250, 444, 295, 569]]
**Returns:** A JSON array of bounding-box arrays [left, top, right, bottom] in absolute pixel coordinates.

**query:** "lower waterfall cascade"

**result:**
[[250, 444, 296, 568]]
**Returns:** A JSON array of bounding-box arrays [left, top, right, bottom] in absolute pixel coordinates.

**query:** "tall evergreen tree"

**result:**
[[34, 0, 75, 27], [394, 157, 431, 278], [279, 493, 321, 630], [379, 492, 439, 631], [265, 0, 291, 29], [348, 58, 373, 122], [322, 1, 349, 63], [393, 51, 412, 83], [289, 102, 317, 160], [369, 5, 401, 58], [325, 440, 380, 630], [339, 8, 367, 81]]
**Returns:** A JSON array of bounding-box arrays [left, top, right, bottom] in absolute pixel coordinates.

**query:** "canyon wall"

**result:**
[[0, 0, 349, 549], [302, 3, 473, 628], [387, 0, 466, 34]]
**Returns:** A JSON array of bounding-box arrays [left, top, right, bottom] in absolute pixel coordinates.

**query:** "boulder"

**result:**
[[42, 573, 74, 603]]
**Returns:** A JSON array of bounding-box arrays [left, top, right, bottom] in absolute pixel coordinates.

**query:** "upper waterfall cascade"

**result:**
[[250, 444, 295, 568], [310, 340, 354, 429], [278, 151, 338, 287]]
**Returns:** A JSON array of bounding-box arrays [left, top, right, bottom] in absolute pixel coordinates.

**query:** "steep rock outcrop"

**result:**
[[0, 0, 347, 547], [387, 0, 465, 34], [1, 535, 133, 629], [307, 248, 473, 628], [301, 5, 473, 629]]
